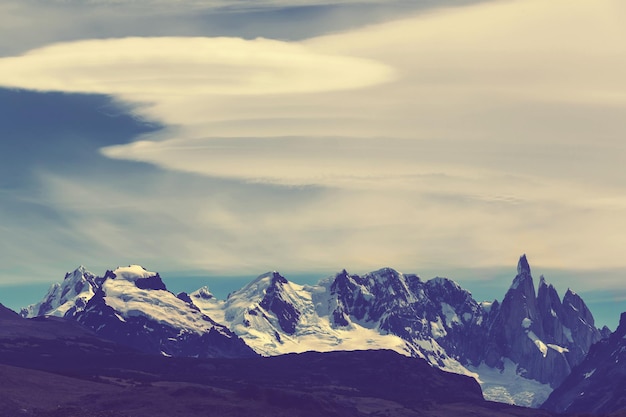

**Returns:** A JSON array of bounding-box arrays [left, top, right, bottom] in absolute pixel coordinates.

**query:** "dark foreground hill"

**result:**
[[0, 351, 553, 417], [0, 310, 561, 417]]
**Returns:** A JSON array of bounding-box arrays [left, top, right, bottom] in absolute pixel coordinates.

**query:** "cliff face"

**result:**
[[484, 255, 602, 387], [542, 312, 626, 415]]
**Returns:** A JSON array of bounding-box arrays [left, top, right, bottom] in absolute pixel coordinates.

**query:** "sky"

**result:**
[[1, 0, 625, 329]]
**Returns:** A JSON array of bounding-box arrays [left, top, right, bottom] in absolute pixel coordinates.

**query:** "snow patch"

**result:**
[[441, 302, 461, 326], [112, 265, 157, 281], [480, 301, 493, 313], [526, 330, 548, 357], [430, 317, 446, 338], [468, 359, 553, 408], [102, 278, 217, 334], [584, 369, 596, 379], [547, 344, 569, 354]]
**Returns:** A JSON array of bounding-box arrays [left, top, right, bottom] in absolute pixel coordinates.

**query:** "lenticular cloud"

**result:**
[[0, 37, 394, 97]]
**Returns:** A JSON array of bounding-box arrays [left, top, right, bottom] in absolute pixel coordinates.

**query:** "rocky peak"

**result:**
[[258, 272, 301, 335], [536, 276, 566, 345], [425, 277, 472, 306], [135, 274, 167, 291], [21, 265, 98, 318], [517, 254, 531, 275], [613, 311, 626, 339], [64, 265, 87, 279], [563, 289, 594, 326], [538, 274, 546, 288], [191, 286, 214, 300], [329, 269, 357, 293], [270, 271, 288, 285], [510, 255, 535, 298]]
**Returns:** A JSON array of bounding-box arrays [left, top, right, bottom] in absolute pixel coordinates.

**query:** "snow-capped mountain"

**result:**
[[190, 268, 481, 377], [20, 265, 98, 318], [23, 255, 606, 408], [23, 265, 255, 358], [542, 311, 626, 414]]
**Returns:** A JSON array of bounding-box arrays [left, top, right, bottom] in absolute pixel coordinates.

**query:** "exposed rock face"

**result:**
[[560, 289, 601, 364], [327, 268, 485, 367], [542, 312, 626, 414], [484, 255, 602, 387], [258, 272, 301, 335]]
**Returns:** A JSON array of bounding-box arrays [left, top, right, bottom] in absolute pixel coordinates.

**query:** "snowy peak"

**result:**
[[258, 272, 301, 335], [23, 264, 255, 358], [65, 265, 88, 279], [104, 265, 167, 291], [231, 271, 286, 302], [21, 265, 97, 318], [191, 286, 214, 300], [111, 265, 157, 280]]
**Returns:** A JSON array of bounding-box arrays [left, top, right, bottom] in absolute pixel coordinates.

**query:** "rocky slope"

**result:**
[[542, 312, 626, 414], [0, 302, 19, 319]]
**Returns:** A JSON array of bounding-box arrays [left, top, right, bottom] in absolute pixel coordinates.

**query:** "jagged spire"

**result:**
[[510, 255, 534, 293], [616, 312, 626, 338], [517, 254, 531, 275], [538, 274, 546, 287]]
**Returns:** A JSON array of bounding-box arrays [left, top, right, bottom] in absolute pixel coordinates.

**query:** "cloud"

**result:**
[[0, 37, 393, 97], [1, 0, 626, 287]]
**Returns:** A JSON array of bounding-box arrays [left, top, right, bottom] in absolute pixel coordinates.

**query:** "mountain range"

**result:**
[[10, 255, 624, 414]]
